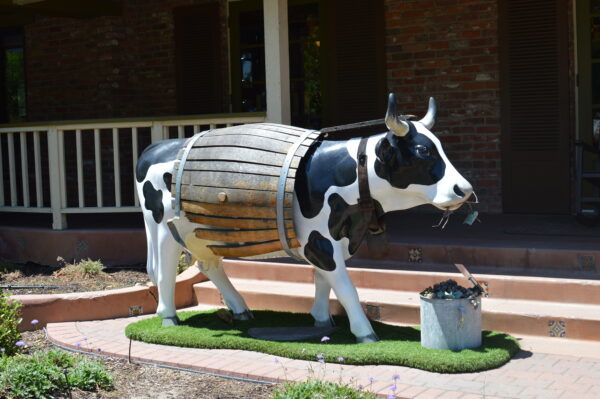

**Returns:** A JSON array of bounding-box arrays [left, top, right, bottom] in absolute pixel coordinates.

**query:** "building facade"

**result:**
[[0, 0, 595, 225]]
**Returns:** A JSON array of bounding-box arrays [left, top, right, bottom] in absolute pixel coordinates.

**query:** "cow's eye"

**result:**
[[415, 145, 430, 157]]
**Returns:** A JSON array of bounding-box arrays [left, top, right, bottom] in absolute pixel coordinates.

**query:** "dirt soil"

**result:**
[[21, 330, 275, 399], [0, 263, 151, 295]]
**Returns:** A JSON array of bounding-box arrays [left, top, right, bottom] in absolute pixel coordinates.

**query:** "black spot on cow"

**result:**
[[295, 140, 358, 219], [327, 193, 384, 255], [143, 181, 164, 223], [163, 172, 173, 189], [304, 231, 336, 271], [136, 138, 186, 183], [375, 122, 445, 189]]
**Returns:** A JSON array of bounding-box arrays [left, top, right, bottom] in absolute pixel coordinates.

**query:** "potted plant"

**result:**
[[419, 277, 485, 351]]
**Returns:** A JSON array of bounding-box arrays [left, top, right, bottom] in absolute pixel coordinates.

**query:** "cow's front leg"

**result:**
[[320, 255, 378, 343], [155, 227, 182, 326], [199, 259, 253, 320], [312, 270, 335, 327]]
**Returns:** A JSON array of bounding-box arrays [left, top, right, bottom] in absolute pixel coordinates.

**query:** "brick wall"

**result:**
[[384, 0, 501, 213], [24, 0, 229, 122]]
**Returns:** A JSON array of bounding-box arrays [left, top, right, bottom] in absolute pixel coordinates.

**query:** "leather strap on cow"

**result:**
[[357, 137, 389, 259]]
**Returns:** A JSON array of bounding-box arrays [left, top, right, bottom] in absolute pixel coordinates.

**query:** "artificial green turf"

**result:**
[[125, 310, 520, 373]]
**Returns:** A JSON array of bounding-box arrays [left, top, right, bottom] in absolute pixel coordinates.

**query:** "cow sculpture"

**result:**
[[135, 93, 473, 343]]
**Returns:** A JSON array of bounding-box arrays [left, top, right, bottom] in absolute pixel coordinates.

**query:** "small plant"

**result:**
[[0, 289, 22, 356], [177, 253, 191, 275], [0, 349, 113, 399], [0, 259, 16, 274], [79, 258, 105, 277], [273, 379, 378, 399]]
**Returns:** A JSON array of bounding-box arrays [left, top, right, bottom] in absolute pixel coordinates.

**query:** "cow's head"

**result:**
[[373, 93, 473, 212]]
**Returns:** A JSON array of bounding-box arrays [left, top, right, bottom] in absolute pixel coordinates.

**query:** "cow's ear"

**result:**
[[375, 136, 393, 164]]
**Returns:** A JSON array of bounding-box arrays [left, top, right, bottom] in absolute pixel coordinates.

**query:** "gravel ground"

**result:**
[[21, 330, 276, 399]]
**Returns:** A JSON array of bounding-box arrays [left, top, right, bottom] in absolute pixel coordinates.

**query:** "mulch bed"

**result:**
[[0, 262, 150, 295], [21, 330, 275, 399]]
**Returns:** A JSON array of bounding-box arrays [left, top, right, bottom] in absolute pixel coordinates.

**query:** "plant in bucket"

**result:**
[[419, 264, 486, 351]]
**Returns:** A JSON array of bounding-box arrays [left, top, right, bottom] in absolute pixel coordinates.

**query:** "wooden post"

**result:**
[[263, 0, 291, 125], [47, 128, 67, 229]]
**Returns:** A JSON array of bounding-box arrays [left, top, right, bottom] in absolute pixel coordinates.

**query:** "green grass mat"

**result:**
[[125, 310, 520, 373]]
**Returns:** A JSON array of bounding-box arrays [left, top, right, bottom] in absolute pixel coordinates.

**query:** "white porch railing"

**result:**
[[0, 113, 266, 229]]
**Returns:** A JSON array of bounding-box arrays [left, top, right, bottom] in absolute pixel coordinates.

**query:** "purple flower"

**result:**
[[316, 353, 324, 360], [82, 337, 88, 341], [393, 374, 400, 381], [273, 357, 280, 364], [321, 336, 330, 342], [368, 377, 376, 383], [31, 319, 39, 325], [390, 384, 397, 392], [337, 356, 344, 362], [15, 341, 25, 347], [96, 348, 101, 352], [318, 359, 325, 364], [387, 395, 396, 399]]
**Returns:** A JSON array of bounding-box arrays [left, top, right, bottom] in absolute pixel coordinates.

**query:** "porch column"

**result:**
[[263, 0, 291, 124]]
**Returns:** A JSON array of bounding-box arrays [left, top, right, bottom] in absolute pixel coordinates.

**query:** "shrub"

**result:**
[[0, 289, 22, 357], [79, 259, 105, 277], [0, 349, 113, 399], [273, 380, 378, 399], [0, 259, 16, 274], [67, 358, 113, 391]]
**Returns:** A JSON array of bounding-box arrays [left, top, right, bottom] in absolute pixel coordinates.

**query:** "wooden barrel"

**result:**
[[171, 123, 321, 258]]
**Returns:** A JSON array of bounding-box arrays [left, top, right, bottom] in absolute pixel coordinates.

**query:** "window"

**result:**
[[1, 28, 26, 123]]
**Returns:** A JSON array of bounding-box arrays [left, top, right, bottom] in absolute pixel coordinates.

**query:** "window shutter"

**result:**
[[174, 3, 224, 114], [499, 0, 571, 213], [323, 0, 386, 126]]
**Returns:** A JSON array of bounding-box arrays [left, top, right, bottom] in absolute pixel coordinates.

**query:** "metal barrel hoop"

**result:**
[[174, 130, 211, 218], [277, 129, 316, 260]]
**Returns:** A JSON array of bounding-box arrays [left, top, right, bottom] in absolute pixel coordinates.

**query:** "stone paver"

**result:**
[[44, 312, 600, 399]]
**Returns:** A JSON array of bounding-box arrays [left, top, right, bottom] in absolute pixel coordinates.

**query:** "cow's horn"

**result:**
[[419, 97, 436, 130], [385, 93, 409, 137]]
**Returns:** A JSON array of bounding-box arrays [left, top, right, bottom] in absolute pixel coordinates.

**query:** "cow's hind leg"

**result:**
[[312, 270, 335, 327], [199, 259, 253, 320], [155, 225, 183, 326]]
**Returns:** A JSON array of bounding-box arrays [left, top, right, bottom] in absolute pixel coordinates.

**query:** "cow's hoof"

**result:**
[[233, 310, 254, 320], [314, 315, 335, 328], [161, 316, 180, 327], [356, 333, 379, 344]]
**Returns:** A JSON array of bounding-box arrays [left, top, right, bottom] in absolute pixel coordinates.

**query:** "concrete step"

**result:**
[[350, 241, 600, 275], [221, 260, 600, 305], [193, 262, 600, 341]]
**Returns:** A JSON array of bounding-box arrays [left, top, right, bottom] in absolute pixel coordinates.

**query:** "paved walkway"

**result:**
[[46, 309, 600, 399]]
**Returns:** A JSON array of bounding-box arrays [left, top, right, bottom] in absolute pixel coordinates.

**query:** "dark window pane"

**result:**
[[5, 48, 26, 122]]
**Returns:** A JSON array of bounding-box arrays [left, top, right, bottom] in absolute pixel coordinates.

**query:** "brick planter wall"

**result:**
[[384, 0, 501, 213]]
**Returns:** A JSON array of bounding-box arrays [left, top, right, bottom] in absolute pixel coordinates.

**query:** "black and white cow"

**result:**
[[135, 94, 473, 343]]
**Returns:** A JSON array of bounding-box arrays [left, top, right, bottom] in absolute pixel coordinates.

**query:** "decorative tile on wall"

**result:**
[[408, 248, 423, 263], [129, 305, 143, 317], [548, 320, 566, 337], [365, 304, 381, 321], [579, 255, 596, 272]]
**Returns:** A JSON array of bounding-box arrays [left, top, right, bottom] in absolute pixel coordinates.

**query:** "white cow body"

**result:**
[[136, 94, 473, 342]]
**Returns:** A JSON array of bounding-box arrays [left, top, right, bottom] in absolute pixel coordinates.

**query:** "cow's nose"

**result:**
[[453, 184, 466, 198]]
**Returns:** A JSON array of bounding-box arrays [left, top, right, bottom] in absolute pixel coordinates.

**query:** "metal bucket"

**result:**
[[420, 296, 482, 351]]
